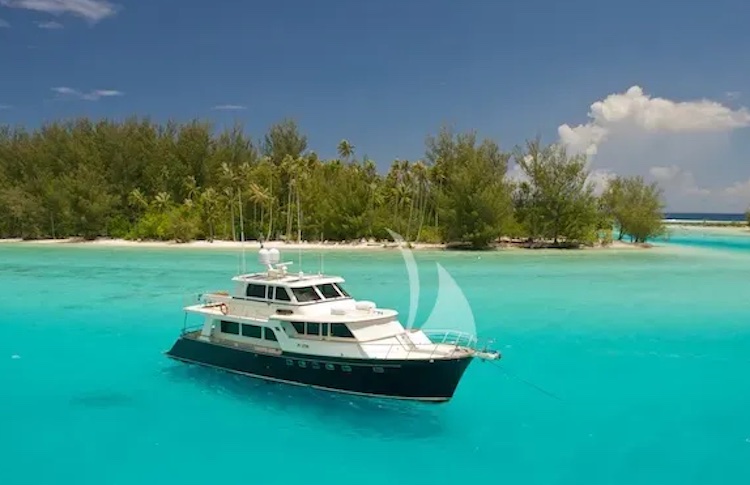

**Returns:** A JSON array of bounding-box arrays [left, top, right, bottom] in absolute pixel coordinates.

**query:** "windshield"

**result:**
[[291, 286, 321, 302]]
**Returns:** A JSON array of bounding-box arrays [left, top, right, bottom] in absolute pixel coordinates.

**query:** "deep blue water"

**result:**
[[2, 235, 750, 485], [665, 212, 746, 222]]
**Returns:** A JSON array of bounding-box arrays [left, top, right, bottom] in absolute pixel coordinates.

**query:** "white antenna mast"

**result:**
[[238, 191, 246, 274]]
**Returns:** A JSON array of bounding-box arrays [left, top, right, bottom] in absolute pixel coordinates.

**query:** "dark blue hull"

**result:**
[[165, 335, 474, 402]]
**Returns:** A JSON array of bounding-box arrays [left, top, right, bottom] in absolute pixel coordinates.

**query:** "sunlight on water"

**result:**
[[1, 239, 750, 484]]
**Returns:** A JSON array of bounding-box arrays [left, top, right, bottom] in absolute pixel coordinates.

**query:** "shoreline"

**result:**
[[664, 223, 750, 237], [0, 237, 650, 252]]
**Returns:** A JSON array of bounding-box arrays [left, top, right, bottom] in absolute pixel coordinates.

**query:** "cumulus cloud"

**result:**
[[0, 0, 117, 23], [557, 86, 750, 211], [559, 86, 750, 157], [722, 179, 750, 199], [37, 20, 63, 29], [52, 86, 123, 100], [211, 104, 247, 111], [649, 165, 711, 196]]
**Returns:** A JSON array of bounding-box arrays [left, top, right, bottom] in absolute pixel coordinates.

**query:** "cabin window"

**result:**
[[267, 286, 274, 299], [306, 322, 320, 336], [330, 323, 354, 338], [321, 322, 329, 337], [317, 283, 341, 299], [246, 284, 267, 299], [334, 283, 350, 297], [274, 286, 291, 302], [220, 321, 240, 335], [264, 327, 278, 341], [292, 322, 305, 334], [241, 324, 262, 339], [291, 286, 321, 303]]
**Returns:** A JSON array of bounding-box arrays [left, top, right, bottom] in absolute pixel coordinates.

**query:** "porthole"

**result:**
[[311, 362, 321, 370], [286, 359, 293, 366], [325, 363, 335, 371], [342, 365, 352, 372], [373, 366, 384, 374], [298, 361, 307, 368]]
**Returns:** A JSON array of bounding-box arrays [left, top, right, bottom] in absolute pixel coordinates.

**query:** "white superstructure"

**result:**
[[183, 247, 494, 362]]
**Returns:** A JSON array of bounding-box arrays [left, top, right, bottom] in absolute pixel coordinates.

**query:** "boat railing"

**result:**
[[375, 329, 497, 360]]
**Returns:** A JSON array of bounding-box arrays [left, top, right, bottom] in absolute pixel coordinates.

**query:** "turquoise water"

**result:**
[[2, 234, 750, 484]]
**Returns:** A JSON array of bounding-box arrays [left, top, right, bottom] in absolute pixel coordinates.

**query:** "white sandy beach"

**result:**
[[0, 237, 649, 251]]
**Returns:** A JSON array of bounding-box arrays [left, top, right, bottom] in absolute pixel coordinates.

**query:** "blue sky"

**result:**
[[1, 0, 749, 211]]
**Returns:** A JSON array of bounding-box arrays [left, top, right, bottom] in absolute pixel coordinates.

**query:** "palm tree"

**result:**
[[337, 139, 354, 162], [152, 192, 172, 213], [200, 188, 220, 241]]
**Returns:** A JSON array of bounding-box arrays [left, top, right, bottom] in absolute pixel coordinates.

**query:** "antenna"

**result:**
[[238, 191, 246, 274]]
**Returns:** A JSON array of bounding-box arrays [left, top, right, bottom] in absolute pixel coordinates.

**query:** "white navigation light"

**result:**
[[269, 248, 280, 264], [258, 248, 270, 266]]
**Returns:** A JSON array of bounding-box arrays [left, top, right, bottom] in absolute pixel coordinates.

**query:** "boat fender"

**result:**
[[219, 303, 229, 315]]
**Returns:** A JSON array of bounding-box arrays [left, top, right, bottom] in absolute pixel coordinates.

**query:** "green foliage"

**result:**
[[0, 117, 667, 249], [428, 128, 513, 248], [746, 209, 750, 225], [512, 138, 599, 245], [601, 175, 665, 243]]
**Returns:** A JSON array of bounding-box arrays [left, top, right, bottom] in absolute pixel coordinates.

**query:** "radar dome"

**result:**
[[258, 248, 271, 266], [268, 248, 280, 264]]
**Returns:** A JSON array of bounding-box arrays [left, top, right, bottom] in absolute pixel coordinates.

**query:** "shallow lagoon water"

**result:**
[[1, 233, 750, 485]]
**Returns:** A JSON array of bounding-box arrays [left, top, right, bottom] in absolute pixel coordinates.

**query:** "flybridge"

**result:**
[[229, 246, 346, 286]]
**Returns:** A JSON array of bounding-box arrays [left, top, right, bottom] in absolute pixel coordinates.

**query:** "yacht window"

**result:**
[[246, 284, 266, 299], [330, 323, 354, 338], [292, 322, 305, 334], [292, 286, 321, 303], [274, 286, 291, 302], [321, 322, 329, 337], [317, 283, 341, 299], [264, 327, 278, 342], [241, 324, 262, 339], [221, 321, 240, 335], [267, 286, 274, 299], [306, 322, 320, 336], [334, 283, 350, 297]]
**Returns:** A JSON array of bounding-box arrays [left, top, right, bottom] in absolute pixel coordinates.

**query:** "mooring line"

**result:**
[[488, 361, 564, 402]]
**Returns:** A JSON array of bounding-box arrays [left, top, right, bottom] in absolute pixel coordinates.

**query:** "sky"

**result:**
[[1, 0, 749, 212]]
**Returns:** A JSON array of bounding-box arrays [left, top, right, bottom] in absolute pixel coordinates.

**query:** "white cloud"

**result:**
[[649, 165, 710, 197], [722, 179, 750, 199], [726, 91, 741, 100], [212, 104, 247, 111], [0, 104, 12, 110], [559, 86, 750, 157], [52, 86, 123, 100], [588, 169, 617, 196], [556, 86, 750, 211], [0, 0, 117, 22], [37, 20, 63, 29]]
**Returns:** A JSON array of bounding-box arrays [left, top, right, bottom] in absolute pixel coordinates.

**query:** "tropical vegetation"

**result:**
[[0, 117, 666, 248]]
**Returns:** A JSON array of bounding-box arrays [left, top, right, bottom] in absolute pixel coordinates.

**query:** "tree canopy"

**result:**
[[600, 175, 666, 243], [0, 117, 666, 248]]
